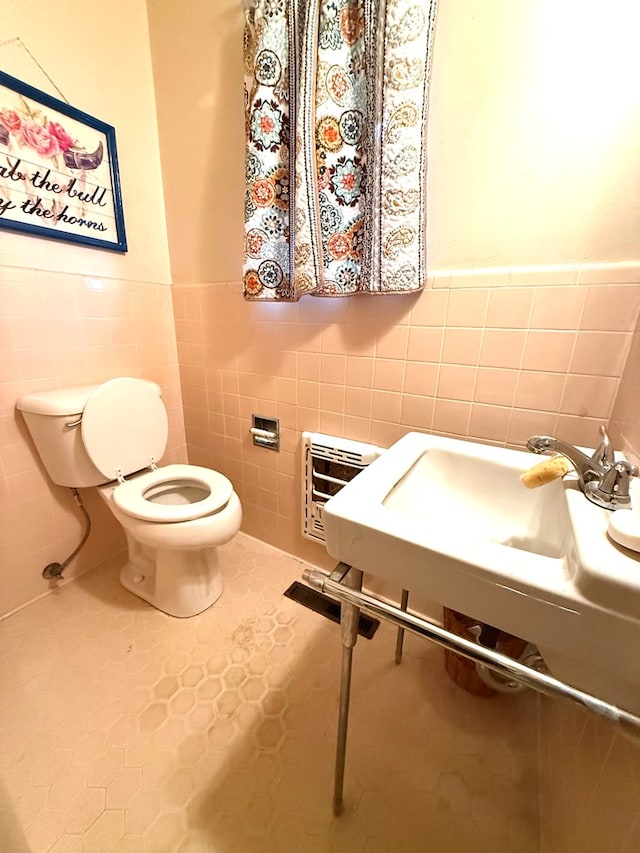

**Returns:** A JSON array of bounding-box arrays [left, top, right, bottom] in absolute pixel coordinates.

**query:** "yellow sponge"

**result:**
[[520, 456, 573, 489]]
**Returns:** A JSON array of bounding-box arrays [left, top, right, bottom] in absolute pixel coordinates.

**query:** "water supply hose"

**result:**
[[42, 488, 92, 580]]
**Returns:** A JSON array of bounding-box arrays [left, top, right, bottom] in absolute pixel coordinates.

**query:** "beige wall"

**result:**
[[0, 0, 185, 618], [428, 0, 640, 270], [149, 0, 640, 281], [147, 0, 245, 284], [610, 316, 640, 464]]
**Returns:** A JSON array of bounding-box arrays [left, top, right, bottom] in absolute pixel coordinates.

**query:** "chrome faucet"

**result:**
[[526, 426, 637, 509]]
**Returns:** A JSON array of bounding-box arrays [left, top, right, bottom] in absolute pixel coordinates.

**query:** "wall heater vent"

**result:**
[[302, 431, 385, 544]]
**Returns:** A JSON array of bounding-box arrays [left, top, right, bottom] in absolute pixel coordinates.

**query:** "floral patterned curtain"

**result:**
[[243, 0, 438, 301]]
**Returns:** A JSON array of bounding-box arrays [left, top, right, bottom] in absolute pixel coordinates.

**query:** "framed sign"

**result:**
[[0, 70, 127, 252]]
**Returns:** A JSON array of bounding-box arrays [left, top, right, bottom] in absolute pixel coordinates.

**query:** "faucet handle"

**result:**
[[602, 460, 638, 493], [586, 460, 638, 509], [591, 425, 615, 469]]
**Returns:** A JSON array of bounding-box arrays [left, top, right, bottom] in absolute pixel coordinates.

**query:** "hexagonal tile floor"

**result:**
[[0, 533, 538, 852]]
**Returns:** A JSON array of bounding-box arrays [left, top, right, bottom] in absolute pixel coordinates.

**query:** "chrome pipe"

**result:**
[[302, 567, 640, 734], [394, 588, 409, 665], [333, 567, 362, 816]]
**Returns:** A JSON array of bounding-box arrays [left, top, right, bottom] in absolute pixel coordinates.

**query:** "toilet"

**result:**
[[17, 377, 242, 617]]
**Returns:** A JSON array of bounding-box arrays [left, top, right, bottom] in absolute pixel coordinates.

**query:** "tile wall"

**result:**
[[0, 267, 186, 618], [173, 266, 640, 560], [538, 697, 640, 853], [542, 296, 640, 852], [610, 312, 640, 464]]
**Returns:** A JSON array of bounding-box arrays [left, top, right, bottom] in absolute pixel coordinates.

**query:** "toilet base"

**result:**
[[120, 537, 223, 618]]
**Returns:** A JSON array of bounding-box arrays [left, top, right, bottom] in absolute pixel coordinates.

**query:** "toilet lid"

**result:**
[[81, 378, 168, 480]]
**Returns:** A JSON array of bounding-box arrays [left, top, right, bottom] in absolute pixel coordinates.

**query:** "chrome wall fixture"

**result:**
[[302, 563, 640, 816], [250, 414, 280, 450]]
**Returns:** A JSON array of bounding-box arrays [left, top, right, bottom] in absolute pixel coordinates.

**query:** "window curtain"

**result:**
[[243, 0, 438, 301]]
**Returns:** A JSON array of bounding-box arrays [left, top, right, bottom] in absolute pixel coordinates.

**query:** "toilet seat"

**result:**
[[113, 464, 234, 523]]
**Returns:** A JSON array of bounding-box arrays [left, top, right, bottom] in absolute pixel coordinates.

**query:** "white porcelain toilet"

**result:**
[[17, 377, 242, 617]]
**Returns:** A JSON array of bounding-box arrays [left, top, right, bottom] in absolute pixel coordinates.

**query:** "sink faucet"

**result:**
[[526, 426, 637, 510]]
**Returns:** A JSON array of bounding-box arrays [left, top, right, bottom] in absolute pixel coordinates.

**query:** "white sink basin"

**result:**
[[323, 432, 640, 716], [384, 445, 571, 560]]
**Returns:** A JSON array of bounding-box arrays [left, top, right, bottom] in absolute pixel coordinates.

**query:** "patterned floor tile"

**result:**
[[0, 533, 539, 852]]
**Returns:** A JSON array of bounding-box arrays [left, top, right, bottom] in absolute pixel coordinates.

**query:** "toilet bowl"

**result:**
[[99, 464, 243, 617], [17, 377, 242, 618]]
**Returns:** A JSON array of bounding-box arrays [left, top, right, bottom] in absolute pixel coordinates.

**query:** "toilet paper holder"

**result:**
[[250, 415, 280, 451]]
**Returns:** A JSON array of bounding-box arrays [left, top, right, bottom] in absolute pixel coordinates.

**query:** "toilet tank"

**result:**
[[17, 384, 108, 488]]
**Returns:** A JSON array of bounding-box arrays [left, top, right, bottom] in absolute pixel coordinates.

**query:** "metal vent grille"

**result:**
[[302, 431, 385, 543]]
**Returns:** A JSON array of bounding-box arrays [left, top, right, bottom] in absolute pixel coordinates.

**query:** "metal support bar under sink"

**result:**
[[302, 563, 640, 816]]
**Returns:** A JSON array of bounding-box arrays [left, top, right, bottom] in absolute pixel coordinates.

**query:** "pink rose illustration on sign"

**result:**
[[48, 121, 74, 152], [0, 104, 102, 168], [20, 121, 60, 158], [0, 108, 21, 133]]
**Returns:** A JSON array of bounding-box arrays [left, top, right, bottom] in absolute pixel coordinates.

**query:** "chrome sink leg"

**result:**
[[394, 589, 410, 664], [333, 566, 363, 816]]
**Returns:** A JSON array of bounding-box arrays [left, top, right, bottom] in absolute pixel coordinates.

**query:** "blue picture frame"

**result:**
[[0, 70, 127, 252]]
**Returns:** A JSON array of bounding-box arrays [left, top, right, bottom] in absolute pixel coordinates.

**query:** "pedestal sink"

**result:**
[[323, 432, 640, 716]]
